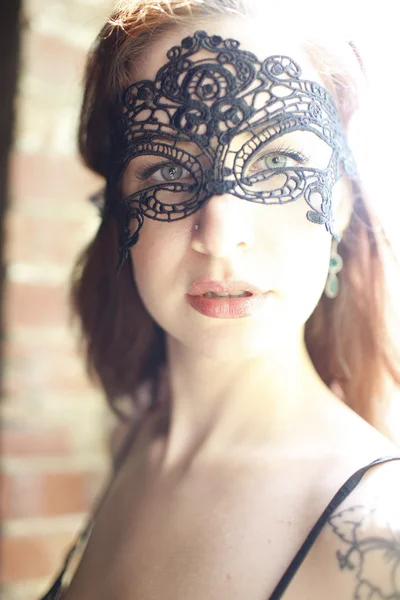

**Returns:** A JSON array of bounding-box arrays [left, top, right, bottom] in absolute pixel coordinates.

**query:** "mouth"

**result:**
[[188, 280, 265, 297], [187, 287, 271, 319], [200, 291, 253, 298]]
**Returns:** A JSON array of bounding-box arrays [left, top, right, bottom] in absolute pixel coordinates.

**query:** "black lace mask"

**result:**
[[106, 30, 356, 268]]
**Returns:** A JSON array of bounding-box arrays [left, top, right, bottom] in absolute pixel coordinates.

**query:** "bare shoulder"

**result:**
[[314, 454, 400, 600]]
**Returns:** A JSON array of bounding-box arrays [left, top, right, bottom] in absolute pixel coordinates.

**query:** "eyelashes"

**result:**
[[133, 143, 311, 184], [136, 161, 174, 181], [249, 143, 310, 166]]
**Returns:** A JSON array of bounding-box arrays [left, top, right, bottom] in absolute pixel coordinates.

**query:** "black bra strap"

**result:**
[[40, 451, 400, 600], [39, 540, 82, 600], [269, 455, 400, 600]]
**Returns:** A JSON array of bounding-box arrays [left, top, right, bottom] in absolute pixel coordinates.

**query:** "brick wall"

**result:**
[[1, 2, 116, 598]]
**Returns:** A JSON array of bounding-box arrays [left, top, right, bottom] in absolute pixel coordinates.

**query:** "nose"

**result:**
[[191, 192, 255, 258]]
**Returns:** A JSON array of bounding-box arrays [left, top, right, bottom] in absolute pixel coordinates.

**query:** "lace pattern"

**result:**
[[106, 31, 356, 267]]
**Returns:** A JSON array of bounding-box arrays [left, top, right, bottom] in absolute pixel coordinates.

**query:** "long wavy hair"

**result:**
[[71, 0, 400, 437]]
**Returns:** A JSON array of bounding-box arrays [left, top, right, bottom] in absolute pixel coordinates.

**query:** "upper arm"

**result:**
[[325, 464, 400, 599]]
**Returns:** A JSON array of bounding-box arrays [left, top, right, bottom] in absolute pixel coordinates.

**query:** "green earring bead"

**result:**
[[324, 239, 343, 299]]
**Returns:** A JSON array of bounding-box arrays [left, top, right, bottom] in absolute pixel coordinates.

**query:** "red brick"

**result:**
[[5, 211, 92, 265], [4, 282, 69, 328], [1, 426, 71, 457], [9, 152, 102, 209], [3, 335, 93, 398], [1, 532, 74, 583], [35, 359, 91, 395], [24, 30, 86, 88], [1, 471, 102, 520]]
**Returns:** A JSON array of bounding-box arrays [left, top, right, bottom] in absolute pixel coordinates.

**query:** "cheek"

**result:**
[[130, 244, 156, 309], [261, 203, 332, 320], [130, 220, 163, 297], [129, 219, 188, 306], [283, 235, 331, 322], [332, 178, 354, 232], [130, 212, 192, 250]]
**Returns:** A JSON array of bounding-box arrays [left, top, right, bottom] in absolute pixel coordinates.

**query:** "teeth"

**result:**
[[202, 291, 249, 298]]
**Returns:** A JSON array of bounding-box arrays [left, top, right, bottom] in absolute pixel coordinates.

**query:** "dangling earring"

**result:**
[[324, 238, 343, 299]]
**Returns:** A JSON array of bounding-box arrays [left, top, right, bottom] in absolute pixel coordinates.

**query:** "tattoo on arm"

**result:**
[[327, 506, 400, 599]]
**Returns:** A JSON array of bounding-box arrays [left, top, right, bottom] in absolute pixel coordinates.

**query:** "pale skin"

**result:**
[[63, 15, 400, 600], [126, 20, 351, 468]]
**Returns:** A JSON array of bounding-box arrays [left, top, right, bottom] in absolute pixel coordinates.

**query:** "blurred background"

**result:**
[[1, 2, 115, 599], [0, 1, 399, 599]]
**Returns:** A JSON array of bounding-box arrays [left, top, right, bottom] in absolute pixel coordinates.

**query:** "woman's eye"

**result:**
[[249, 151, 306, 174], [264, 154, 289, 169], [153, 164, 190, 182]]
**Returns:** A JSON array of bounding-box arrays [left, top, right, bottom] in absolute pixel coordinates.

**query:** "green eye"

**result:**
[[159, 165, 185, 181], [264, 154, 288, 169], [247, 147, 308, 177], [137, 161, 192, 183]]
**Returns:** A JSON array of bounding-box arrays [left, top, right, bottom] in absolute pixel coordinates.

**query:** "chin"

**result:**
[[175, 321, 286, 361]]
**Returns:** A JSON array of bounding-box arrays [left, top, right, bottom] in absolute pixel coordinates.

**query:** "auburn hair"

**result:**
[[71, 0, 400, 436]]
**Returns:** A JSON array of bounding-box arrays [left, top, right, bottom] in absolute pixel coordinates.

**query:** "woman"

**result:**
[[41, 0, 400, 598]]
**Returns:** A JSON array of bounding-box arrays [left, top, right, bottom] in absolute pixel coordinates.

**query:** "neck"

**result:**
[[157, 327, 332, 469]]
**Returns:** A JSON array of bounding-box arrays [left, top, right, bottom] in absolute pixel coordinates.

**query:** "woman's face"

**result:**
[[122, 17, 353, 360]]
